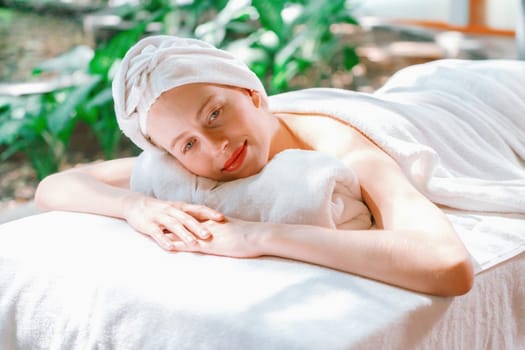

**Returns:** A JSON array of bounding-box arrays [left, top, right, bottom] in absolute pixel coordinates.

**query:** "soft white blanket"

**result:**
[[131, 149, 372, 229]]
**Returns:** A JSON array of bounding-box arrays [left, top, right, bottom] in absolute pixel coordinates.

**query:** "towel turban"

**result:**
[[112, 35, 268, 151]]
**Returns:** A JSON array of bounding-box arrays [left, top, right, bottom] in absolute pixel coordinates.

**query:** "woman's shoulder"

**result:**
[[276, 112, 382, 161]]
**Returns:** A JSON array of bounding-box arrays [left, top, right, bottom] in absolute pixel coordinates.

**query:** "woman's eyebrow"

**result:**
[[167, 95, 214, 150], [196, 95, 213, 119], [169, 131, 188, 151]]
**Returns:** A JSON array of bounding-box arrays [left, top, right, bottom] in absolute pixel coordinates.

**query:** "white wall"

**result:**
[[355, 0, 519, 30], [486, 0, 520, 29], [355, 0, 451, 22]]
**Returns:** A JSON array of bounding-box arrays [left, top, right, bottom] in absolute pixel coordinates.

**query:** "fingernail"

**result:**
[[201, 230, 211, 238]]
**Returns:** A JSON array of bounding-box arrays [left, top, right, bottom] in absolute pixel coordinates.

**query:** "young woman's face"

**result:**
[[147, 84, 275, 181]]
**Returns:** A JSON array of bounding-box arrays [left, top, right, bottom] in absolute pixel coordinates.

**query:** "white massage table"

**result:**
[[0, 210, 523, 349]]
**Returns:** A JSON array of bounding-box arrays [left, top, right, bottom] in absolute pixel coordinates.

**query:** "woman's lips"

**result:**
[[222, 140, 248, 172]]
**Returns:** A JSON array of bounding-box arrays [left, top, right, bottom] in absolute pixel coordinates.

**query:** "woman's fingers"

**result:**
[[148, 225, 179, 251], [180, 203, 225, 222], [165, 208, 213, 240], [148, 225, 197, 252], [124, 196, 223, 251], [157, 215, 199, 245]]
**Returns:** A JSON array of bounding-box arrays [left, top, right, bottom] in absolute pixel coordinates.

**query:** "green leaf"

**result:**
[[270, 60, 299, 93], [92, 108, 121, 159], [89, 22, 147, 76], [249, 60, 271, 82], [47, 77, 100, 136], [85, 86, 113, 110], [293, 57, 312, 74], [0, 140, 27, 161], [33, 46, 94, 76], [341, 14, 359, 26], [29, 149, 59, 180], [0, 118, 27, 145], [26, 114, 47, 135], [274, 31, 306, 67], [251, 0, 286, 41], [226, 21, 256, 35], [343, 46, 359, 70]]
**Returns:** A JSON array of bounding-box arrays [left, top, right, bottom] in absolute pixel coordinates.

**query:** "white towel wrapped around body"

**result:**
[[270, 59, 525, 213], [131, 149, 372, 230]]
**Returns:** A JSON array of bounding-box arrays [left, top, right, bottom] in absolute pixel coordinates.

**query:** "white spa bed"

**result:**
[[0, 210, 523, 349]]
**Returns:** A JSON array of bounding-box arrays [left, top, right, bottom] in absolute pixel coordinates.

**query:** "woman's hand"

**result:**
[[172, 217, 270, 258], [122, 194, 225, 251]]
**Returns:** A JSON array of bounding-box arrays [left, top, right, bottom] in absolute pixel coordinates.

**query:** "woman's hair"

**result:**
[[112, 35, 268, 152]]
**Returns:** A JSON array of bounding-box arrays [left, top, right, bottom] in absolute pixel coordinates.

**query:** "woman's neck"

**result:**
[[268, 115, 312, 160]]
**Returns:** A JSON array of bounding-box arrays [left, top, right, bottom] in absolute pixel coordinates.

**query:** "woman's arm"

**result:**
[[265, 148, 474, 296], [35, 157, 139, 218], [173, 217, 473, 296], [34, 158, 224, 248], [172, 148, 474, 296]]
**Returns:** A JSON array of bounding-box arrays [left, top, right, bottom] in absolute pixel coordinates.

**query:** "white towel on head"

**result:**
[[112, 35, 267, 152], [130, 149, 372, 230]]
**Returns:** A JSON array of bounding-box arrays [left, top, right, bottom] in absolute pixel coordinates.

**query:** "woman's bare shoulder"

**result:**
[[277, 112, 381, 159]]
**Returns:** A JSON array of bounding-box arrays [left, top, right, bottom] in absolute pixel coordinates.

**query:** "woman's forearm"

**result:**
[[35, 159, 226, 250], [35, 171, 139, 219], [256, 223, 474, 296]]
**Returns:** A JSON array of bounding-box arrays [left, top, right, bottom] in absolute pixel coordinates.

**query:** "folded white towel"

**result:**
[[130, 149, 372, 229]]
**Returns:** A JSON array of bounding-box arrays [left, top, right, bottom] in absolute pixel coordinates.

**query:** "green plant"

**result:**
[[0, 87, 92, 179], [192, 0, 360, 93], [0, 13, 150, 179], [106, 0, 360, 94]]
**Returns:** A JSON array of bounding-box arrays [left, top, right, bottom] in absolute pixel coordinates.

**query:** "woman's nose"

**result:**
[[203, 132, 228, 154]]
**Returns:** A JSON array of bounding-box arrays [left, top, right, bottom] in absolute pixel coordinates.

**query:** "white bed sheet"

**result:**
[[0, 211, 524, 349]]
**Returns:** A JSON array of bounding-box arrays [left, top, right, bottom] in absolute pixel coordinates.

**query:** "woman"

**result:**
[[36, 35, 525, 297]]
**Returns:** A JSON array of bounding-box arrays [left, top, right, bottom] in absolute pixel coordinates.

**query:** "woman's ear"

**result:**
[[247, 89, 261, 108]]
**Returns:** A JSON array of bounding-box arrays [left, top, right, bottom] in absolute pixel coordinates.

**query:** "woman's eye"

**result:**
[[184, 139, 196, 152], [208, 109, 220, 123]]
